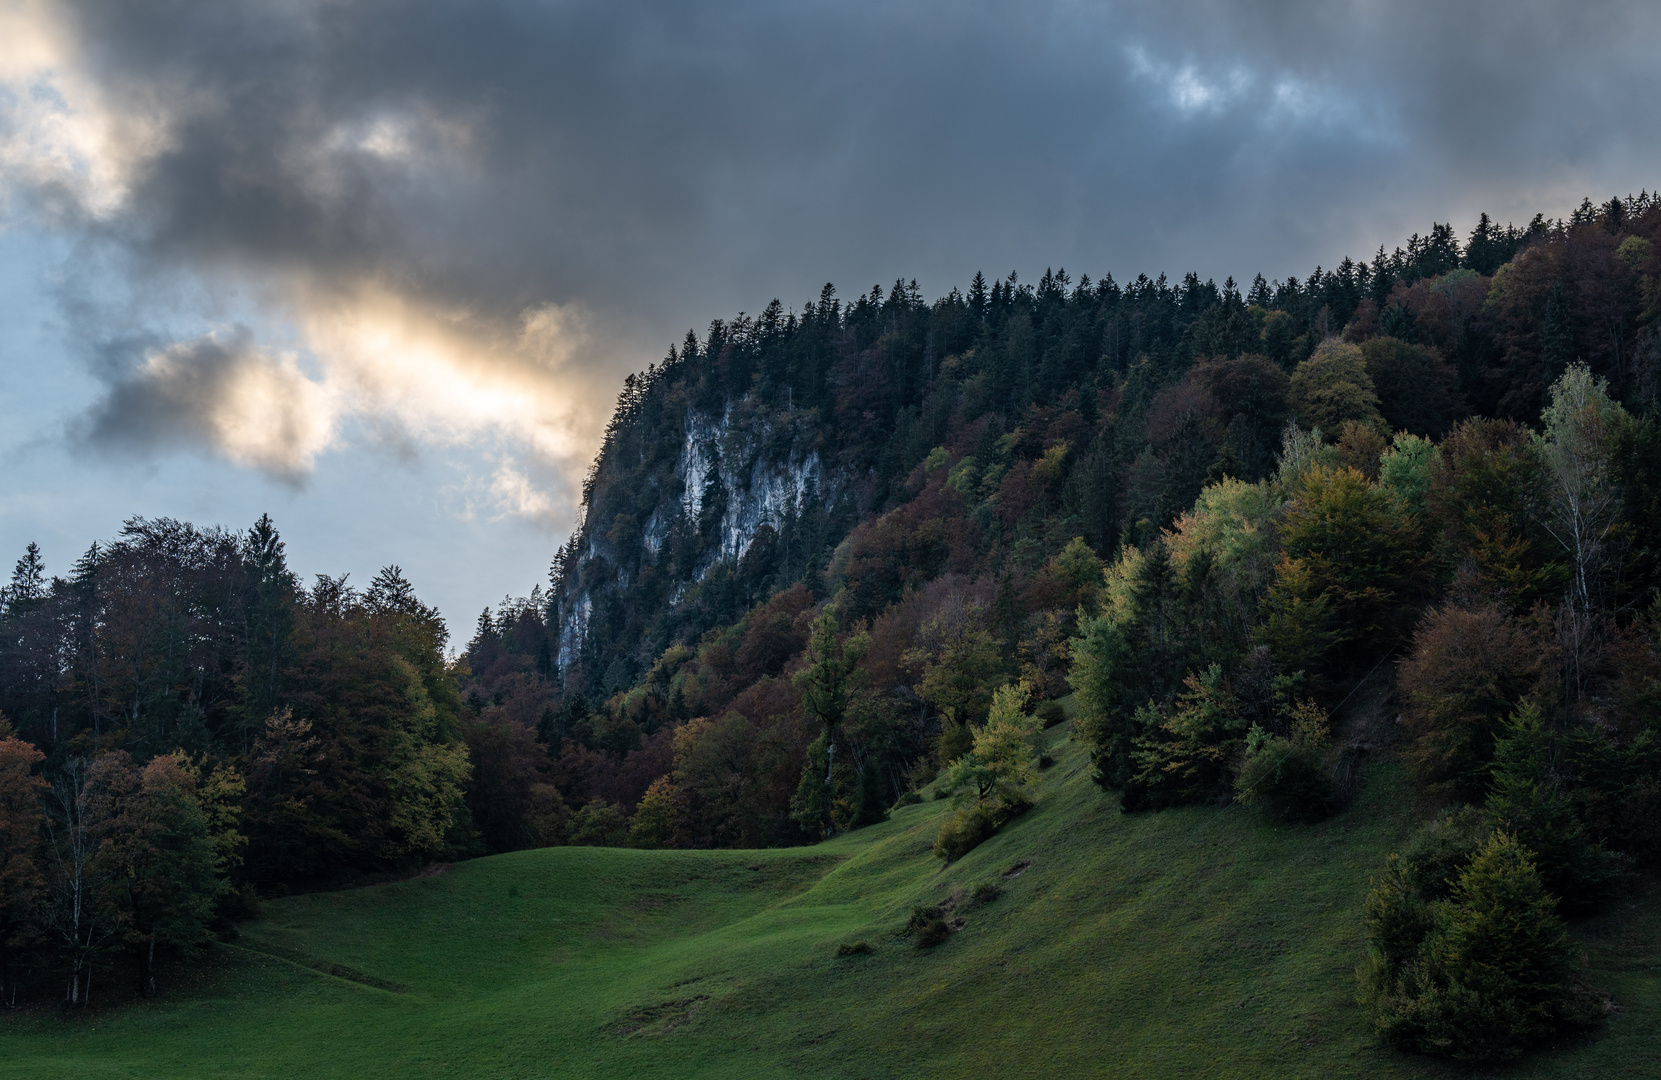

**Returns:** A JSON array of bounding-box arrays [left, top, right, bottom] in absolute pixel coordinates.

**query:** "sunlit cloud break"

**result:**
[[77, 289, 602, 506], [1, 1, 608, 517]]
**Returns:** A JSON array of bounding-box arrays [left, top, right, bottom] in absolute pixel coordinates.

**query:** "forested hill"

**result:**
[[4, 193, 1661, 1062], [548, 197, 1660, 703]]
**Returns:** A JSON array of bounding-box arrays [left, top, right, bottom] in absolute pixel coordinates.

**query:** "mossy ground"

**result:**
[[4, 720, 1657, 1078]]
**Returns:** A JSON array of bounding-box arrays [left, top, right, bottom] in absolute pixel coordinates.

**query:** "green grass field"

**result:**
[[4, 720, 1657, 1079]]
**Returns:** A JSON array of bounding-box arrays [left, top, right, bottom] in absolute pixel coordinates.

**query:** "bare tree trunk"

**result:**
[[137, 937, 156, 997], [824, 733, 835, 835], [46, 760, 104, 1006]]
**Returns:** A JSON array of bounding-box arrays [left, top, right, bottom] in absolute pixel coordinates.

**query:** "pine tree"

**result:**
[[240, 515, 296, 749], [790, 612, 868, 835], [1486, 705, 1624, 911], [2, 543, 45, 614], [1539, 281, 1576, 383]]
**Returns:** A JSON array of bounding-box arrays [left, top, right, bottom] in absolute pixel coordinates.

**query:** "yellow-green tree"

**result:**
[[1289, 339, 1383, 434], [938, 684, 1041, 814], [933, 684, 1042, 861]]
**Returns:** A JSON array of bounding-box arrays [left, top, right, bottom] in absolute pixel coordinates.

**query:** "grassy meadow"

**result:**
[[3, 719, 1657, 1079]]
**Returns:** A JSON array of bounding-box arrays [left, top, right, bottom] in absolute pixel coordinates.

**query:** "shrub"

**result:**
[[1234, 702, 1336, 823], [913, 919, 952, 949], [1035, 699, 1067, 728], [894, 791, 923, 808], [932, 805, 996, 862], [967, 882, 1001, 908], [905, 905, 954, 949], [835, 940, 873, 957], [566, 801, 630, 846], [1360, 831, 1602, 1063]]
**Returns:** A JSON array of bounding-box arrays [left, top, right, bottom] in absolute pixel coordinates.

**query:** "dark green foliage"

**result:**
[[1289, 340, 1382, 433], [1070, 541, 1202, 803], [906, 904, 957, 948], [1235, 709, 1338, 824], [1361, 337, 1462, 437], [835, 940, 873, 956], [1131, 664, 1250, 808], [1360, 831, 1598, 1063], [1485, 706, 1626, 912], [1278, 464, 1426, 656], [567, 801, 629, 847], [1397, 806, 1491, 901]]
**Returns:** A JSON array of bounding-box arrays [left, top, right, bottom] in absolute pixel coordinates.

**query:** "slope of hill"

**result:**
[[4, 722, 1656, 1079]]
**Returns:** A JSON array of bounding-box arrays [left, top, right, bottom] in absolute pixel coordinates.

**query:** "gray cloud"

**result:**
[[76, 327, 335, 482], [7, 0, 1661, 503]]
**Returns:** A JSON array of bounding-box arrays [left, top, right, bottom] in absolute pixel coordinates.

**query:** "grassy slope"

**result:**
[[4, 721, 1657, 1079]]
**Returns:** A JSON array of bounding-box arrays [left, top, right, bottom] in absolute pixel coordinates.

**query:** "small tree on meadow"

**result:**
[[933, 685, 1041, 861]]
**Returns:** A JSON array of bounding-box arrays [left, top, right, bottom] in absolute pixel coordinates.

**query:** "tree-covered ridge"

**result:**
[[464, 196, 1661, 864], [551, 194, 1661, 703]]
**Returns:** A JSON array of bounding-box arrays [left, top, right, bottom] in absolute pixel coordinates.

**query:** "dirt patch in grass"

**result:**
[[613, 995, 710, 1037], [226, 943, 408, 994]]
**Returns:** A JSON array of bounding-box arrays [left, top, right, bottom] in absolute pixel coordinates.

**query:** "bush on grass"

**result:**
[[1235, 702, 1337, 823], [1359, 830, 1603, 1063], [933, 805, 996, 862], [906, 906, 954, 949]]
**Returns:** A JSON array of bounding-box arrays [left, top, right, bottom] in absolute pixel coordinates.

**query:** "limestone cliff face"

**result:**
[[550, 382, 856, 690], [659, 404, 833, 568]]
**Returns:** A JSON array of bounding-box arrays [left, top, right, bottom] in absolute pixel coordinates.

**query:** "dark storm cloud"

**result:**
[[11, 0, 1661, 479]]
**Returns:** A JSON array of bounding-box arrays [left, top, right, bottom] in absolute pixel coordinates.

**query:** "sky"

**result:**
[[2, 0, 1660, 638]]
